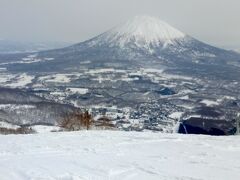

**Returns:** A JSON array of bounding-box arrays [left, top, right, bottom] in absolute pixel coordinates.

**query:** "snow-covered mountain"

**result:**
[[43, 16, 226, 62], [2, 15, 240, 78]]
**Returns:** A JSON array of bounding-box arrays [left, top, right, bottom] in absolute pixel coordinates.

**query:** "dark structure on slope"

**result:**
[[178, 117, 236, 135]]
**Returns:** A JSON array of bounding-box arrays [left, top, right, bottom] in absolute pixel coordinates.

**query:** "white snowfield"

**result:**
[[0, 131, 240, 180]]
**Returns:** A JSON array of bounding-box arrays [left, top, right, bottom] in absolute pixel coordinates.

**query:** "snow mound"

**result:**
[[0, 121, 20, 130], [201, 99, 219, 106]]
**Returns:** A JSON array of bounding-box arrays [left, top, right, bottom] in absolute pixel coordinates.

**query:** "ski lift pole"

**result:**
[[237, 113, 240, 135]]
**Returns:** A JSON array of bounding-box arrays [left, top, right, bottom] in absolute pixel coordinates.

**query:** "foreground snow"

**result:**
[[0, 131, 239, 180]]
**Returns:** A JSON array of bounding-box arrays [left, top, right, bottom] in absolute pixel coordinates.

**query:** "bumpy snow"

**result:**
[[31, 125, 61, 133], [201, 100, 219, 106], [169, 112, 184, 119], [104, 15, 185, 47], [4, 73, 34, 88], [0, 121, 20, 130], [67, 88, 89, 95], [39, 74, 71, 83], [0, 131, 239, 180]]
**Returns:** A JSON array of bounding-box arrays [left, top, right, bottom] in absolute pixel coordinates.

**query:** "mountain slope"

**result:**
[[0, 87, 77, 126], [0, 131, 240, 180]]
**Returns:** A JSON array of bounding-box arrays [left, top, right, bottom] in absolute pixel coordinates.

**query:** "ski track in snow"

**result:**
[[0, 131, 240, 180]]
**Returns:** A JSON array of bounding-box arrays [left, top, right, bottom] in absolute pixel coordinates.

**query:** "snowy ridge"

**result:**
[[100, 15, 185, 47]]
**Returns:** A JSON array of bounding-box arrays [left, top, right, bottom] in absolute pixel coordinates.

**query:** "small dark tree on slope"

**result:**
[[59, 110, 93, 131]]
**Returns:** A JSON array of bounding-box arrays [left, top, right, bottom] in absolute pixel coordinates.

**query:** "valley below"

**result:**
[[0, 62, 239, 133]]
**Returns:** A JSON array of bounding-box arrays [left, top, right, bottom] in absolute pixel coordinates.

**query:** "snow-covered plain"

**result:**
[[0, 131, 239, 180]]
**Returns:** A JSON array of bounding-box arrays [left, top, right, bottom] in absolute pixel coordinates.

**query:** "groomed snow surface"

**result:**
[[0, 131, 240, 180]]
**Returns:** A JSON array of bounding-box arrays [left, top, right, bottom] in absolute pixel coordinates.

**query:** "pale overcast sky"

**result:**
[[0, 0, 239, 49]]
